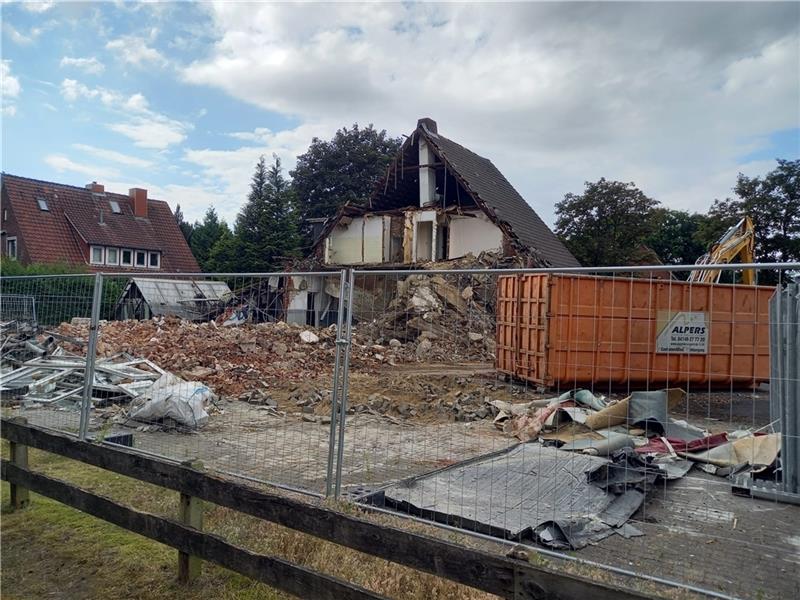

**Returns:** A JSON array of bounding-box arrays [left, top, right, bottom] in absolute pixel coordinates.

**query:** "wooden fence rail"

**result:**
[[1, 418, 654, 600]]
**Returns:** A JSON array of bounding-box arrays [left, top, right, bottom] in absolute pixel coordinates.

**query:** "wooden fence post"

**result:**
[[8, 417, 30, 511], [178, 460, 204, 583]]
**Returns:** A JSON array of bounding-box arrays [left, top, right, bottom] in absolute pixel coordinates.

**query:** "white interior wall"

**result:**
[[326, 215, 386, 264], [448, 212, 504, 257]]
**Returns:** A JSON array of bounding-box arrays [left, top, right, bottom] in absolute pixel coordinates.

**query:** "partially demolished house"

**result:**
[[312, 118, 580, 268]]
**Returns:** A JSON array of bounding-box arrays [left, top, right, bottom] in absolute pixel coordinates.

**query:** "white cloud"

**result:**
[[1, 60, 21, 116], [21, 2, 54, 13], [106, 35, 168, 68], [228, 127, 273, 143], [183, 2, 800, 224], [60, 56, 105, 75], [108, 115, 189, 149], [45, 154, 121, 179], [59, 78, 190, 149], [1, 61, 21, 98], [73, 143, 154, 168], [3, 22, 40, 45], [183, 122, 332, 223]]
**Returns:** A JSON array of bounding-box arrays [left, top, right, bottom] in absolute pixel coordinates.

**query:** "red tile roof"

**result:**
[[1, 173, 200, 272]]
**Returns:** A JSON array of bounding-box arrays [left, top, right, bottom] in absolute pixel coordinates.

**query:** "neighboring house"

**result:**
[[312, 118, 580, 268], [1, 174, 199, 272]]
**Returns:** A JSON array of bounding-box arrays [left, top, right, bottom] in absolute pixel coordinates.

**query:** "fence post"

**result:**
[[178, 459, 204, 583], [8, 417, 30, 510], [325, 269, 349, 498], [78, 273, 104, 441], [333, 268, 356, 499]]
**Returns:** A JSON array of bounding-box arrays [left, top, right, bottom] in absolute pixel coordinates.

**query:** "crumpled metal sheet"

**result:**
[[370, 444, 648, 550]]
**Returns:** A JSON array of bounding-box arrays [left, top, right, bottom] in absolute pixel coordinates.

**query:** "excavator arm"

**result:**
[[688, 216, 755, 285]]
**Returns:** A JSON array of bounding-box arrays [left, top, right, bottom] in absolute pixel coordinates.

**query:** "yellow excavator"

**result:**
[[688, 216, 756, 285]]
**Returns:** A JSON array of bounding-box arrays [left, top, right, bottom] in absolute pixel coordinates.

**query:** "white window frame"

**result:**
[[7, 236, 17, 259], [135, 250, 147, 268], [120, 249, 133, 267], [90, 245, 105, 265], [105, 247, 119, 266], [148, 251, 161, 269]]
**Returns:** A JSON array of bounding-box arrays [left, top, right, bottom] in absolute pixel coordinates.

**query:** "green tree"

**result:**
[[206, 225, 239, 273], [190, 207, 229, 271], [705, 159, 799, 265], [290, 123, 401, 238], [174, 204, 193, 243], [555, 178, 661, 266], [644, 208, 710, 266], [234, 155, 301, 272]]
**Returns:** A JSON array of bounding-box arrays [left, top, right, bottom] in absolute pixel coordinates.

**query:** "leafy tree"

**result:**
[[174, 204, 193, 243], [234, 155, 301, 271], [705, 159, 799, 265], [206, 226, 239, 273], [190, 207, 230, 271], [555, 178, 660, 266], [644, 208, 710, 267], [290, 123, 402, 238]]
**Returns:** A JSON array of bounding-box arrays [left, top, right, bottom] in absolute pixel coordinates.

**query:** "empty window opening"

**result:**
[[436, 224, 449, 261], [416, 221, 433, 262]]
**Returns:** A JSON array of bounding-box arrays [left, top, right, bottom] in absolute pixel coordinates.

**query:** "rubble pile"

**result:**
[[55, 317, 389, 397], [356, 273, 496, 361]]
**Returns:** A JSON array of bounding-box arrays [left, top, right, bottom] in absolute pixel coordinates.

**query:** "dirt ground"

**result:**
[[4, 362, 797, 600]]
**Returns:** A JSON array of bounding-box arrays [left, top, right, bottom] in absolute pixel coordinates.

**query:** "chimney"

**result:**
[[86, 181, 104, 193], [129, 188, 148, 218], [417, 117, 437, 134]]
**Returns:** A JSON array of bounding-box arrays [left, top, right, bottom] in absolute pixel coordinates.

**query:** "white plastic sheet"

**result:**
[[129, 373, 214, 429]]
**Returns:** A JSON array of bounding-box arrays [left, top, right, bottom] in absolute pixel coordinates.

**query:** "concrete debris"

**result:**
[[299, 330, 320, 344], [54, 317, 388, 397], [357, 273, 495, 362]]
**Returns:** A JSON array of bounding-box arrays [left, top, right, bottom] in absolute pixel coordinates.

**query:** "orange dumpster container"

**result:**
[[496, 274, 773, 388]]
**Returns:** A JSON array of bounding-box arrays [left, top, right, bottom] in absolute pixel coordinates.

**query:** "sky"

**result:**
[[1, 1, 798, 227]]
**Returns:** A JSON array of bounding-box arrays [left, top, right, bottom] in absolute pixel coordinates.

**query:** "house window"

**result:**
[[148, 252, 160, 269], [135, 250, 147, 267], [106, 247, 119, 266], [37, 198, 49, 211], [109, 200, 121, 214], [120, 249, 133, 267], [7, 237, 17, 259], [90, 245, 104, 265], [3, 209, 7, 221]]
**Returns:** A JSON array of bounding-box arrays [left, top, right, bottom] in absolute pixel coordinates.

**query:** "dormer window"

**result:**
[[37, 198, 49, 211], [109, 200, 121, 214]]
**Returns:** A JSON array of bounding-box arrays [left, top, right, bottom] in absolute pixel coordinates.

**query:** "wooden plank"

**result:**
[[1, 461, 385, 600], [8, 417, 30, 510], [178, 459, 204, 583], [0, 419, 654, 600]]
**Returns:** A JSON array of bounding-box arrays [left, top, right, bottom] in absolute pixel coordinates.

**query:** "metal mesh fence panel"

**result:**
[[2, 270, 346, 496], [333, 263, 800, 600], [1, 274, 99, 436]]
